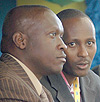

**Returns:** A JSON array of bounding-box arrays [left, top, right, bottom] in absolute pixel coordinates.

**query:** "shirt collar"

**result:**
[[61, 71, 80, 89], [8, 53, 42, 96]]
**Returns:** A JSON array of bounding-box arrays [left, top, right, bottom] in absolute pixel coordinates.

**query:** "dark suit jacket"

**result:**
[[92, 65, 100, 76], [41, 70, 100, 102], [0, 53, 54, 102]]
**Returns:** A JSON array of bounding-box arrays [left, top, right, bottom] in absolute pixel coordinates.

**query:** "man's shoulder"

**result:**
[[92, 65, 100, 76], [80, 70, 100, 86], [87, 70, 100, 79]]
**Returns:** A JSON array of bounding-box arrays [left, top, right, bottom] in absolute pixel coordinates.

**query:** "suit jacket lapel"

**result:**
[[47, 70, 95, 102], [80, 74, 95, 102], [0, 53, 37, 94], [48, 74, 75, 102]]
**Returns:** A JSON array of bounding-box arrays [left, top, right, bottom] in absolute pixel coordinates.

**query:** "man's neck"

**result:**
[[63, 71, 76, 86]]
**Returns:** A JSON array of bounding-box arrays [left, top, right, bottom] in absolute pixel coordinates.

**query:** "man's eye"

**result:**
[[49, 32, 56, 37], [87, 41, 94, 46], [60, 34, 63, 39], [68, 42, 76, 47]]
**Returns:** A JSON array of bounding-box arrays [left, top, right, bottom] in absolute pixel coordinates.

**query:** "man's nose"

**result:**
[[57, 37, 67, 51], [78, 46, 88, 57]]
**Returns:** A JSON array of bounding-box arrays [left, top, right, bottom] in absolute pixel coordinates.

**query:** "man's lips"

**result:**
[[76, 61, 89, 69], [57, 55, 66, 63]]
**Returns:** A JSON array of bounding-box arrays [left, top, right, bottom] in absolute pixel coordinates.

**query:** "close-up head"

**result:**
[[1, 5, 67, 78], [57, 9, 97, 77]]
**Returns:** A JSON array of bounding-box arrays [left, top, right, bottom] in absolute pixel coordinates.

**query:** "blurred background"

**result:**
[[0, 0, 100, 69]]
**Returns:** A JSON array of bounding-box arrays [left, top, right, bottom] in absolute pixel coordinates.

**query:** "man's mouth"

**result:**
[[76, 61, 89, 69], [57, 55, 66, 63], [76, 64, 89, 69]]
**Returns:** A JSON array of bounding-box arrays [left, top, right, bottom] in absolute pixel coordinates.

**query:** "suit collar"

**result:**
[[80, 72, 95, 102], [1, 53, 54, 102], [8, 53, 42, 96], [48, 74, 75, 102], [0, 53, 37, 93], [48, 71, 95, 102]]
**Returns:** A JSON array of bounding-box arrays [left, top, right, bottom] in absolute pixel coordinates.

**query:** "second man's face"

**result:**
[[62, 17, 97, 77]]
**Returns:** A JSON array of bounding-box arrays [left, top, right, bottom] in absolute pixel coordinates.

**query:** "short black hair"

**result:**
[[57, 9, 89, 20]]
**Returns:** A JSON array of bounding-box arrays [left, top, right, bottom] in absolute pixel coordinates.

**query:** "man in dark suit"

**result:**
[[41, 9, 100, 102], [0, 5, 67, 101]]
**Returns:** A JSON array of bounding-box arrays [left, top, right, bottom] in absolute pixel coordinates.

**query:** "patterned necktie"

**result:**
[[73, 77, 80, 102], [40, 88, 49, 102]]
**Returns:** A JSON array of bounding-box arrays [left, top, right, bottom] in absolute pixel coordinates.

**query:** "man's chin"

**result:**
[[77, 72, 89, 77]]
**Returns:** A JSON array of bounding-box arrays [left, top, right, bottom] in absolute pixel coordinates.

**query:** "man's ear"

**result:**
[[13, 32, 27, 49]]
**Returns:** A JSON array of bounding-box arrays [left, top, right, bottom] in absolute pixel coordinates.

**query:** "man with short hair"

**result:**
[[0, 5, 67, 102], [41, 9, 100, 102]]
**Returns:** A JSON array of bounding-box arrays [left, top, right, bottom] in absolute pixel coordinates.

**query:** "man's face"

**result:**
[[63, 17, 97, 77], [25, 10, 66, 77]]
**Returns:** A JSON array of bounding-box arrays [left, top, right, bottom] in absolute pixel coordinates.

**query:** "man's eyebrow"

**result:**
[[86, 37, 96, 40]]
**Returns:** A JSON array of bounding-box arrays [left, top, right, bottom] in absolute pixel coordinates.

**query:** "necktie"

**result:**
[[40, 88, 49, 102], [73, 77, 80, 102]]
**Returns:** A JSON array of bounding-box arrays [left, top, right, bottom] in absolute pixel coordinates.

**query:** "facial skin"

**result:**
[[1, 7, 67, 80], [62, 17, 96, 80], [19, 10, 67, 79]]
